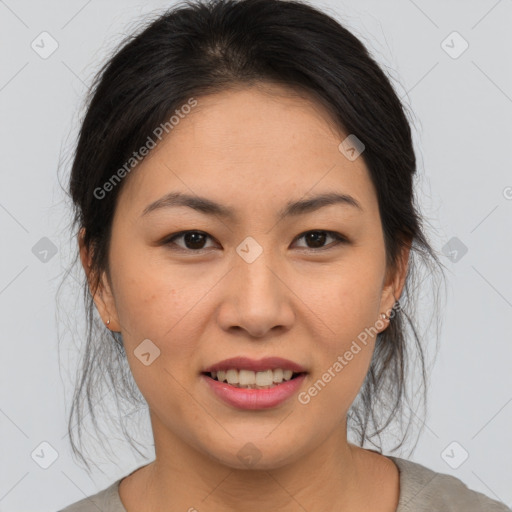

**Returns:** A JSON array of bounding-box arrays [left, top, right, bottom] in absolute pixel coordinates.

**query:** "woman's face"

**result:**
[[84, 84, 407, 469]]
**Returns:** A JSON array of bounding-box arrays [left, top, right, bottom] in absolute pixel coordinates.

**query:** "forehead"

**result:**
[[170, 83, 346, 155], [116, 84, 377, 220]]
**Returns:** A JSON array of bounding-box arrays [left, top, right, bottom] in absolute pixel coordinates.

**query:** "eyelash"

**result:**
[[161, 230, 348, 253]]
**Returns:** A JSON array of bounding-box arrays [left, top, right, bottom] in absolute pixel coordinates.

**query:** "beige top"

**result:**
[[59, 456, 511, 511]]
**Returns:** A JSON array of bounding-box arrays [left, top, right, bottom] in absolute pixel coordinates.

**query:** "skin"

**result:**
[[80, 83, 410, 512]]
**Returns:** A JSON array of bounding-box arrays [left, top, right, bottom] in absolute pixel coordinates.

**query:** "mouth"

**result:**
[[200, 369, 308, 410], [201, 369, 308, 389]]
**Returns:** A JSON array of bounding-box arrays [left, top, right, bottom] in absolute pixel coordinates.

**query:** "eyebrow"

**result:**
[[141, 191, 363, 219]]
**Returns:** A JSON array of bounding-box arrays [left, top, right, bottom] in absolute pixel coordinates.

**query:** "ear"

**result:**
[[379, 238, 411, 326], [78, 227, 121, 332]]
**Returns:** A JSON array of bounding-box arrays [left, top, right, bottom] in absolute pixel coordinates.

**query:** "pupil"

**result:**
[[306, 231, 326, 248], [185, 232, 206, 249]]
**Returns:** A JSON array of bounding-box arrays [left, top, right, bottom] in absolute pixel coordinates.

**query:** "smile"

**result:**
[[201, 371, 308, 409]]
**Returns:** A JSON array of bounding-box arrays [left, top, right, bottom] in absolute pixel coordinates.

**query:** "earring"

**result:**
[[106, 318, 111, 327], [380, 312, 389, 321]]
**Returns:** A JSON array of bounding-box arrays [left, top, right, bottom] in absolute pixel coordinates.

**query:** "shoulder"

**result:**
[[58, 479, 125, 512], [388, 456, 511, 512]]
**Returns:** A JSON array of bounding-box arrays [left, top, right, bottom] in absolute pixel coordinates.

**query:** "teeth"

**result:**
[[255, 369, 273, 386], [226, 369, 238, 385], [210, 368, 299, 388], [273, 368, 284, 382], [239, 369, 255, 386]]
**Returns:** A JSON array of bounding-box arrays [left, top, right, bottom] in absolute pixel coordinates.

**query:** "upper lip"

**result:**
[[202, 356, 307, 374]]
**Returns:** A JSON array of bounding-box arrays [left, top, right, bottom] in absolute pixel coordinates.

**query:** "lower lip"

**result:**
[[201, 373, 307, 410]]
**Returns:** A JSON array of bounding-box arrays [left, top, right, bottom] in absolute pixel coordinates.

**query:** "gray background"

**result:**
[[0, 0, 511, 510]]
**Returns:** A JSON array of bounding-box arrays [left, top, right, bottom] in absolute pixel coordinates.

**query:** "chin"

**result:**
[[203, 436, 306, 471]]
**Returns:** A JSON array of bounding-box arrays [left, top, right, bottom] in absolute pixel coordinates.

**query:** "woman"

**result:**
[[59, 0, 511, 510]]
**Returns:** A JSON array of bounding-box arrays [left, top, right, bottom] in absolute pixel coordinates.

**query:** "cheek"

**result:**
[[312, 257, 384, 342], [108, 247, 207, 359], [298, 271, 382, 419], [300, 252, 385, 406], [109, 256, 206, 412]]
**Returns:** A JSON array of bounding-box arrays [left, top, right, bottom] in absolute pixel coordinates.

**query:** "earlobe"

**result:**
[[78, 227, 121, 332], [379, 240, 411, 325], [94, 271, 121, 331]]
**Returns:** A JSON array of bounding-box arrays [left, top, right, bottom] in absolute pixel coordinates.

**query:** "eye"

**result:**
[[163, 230, 217, 252], [293, 230, 348, 251]]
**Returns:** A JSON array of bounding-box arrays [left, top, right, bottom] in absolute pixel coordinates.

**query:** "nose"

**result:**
[[216, 252, 295, 339]]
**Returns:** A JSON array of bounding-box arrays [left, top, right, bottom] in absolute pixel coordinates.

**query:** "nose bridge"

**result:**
[[220, 237, 294, 337], [238, 247, 279, 300], [237, 238, 281, 305]]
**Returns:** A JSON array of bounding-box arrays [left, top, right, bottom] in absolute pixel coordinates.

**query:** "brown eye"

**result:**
[[294, 230, 347, 250], [164, 231, 216, 251]]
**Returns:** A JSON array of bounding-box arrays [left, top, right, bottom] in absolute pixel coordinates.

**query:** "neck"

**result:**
[[120, 417, 384, 512]]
